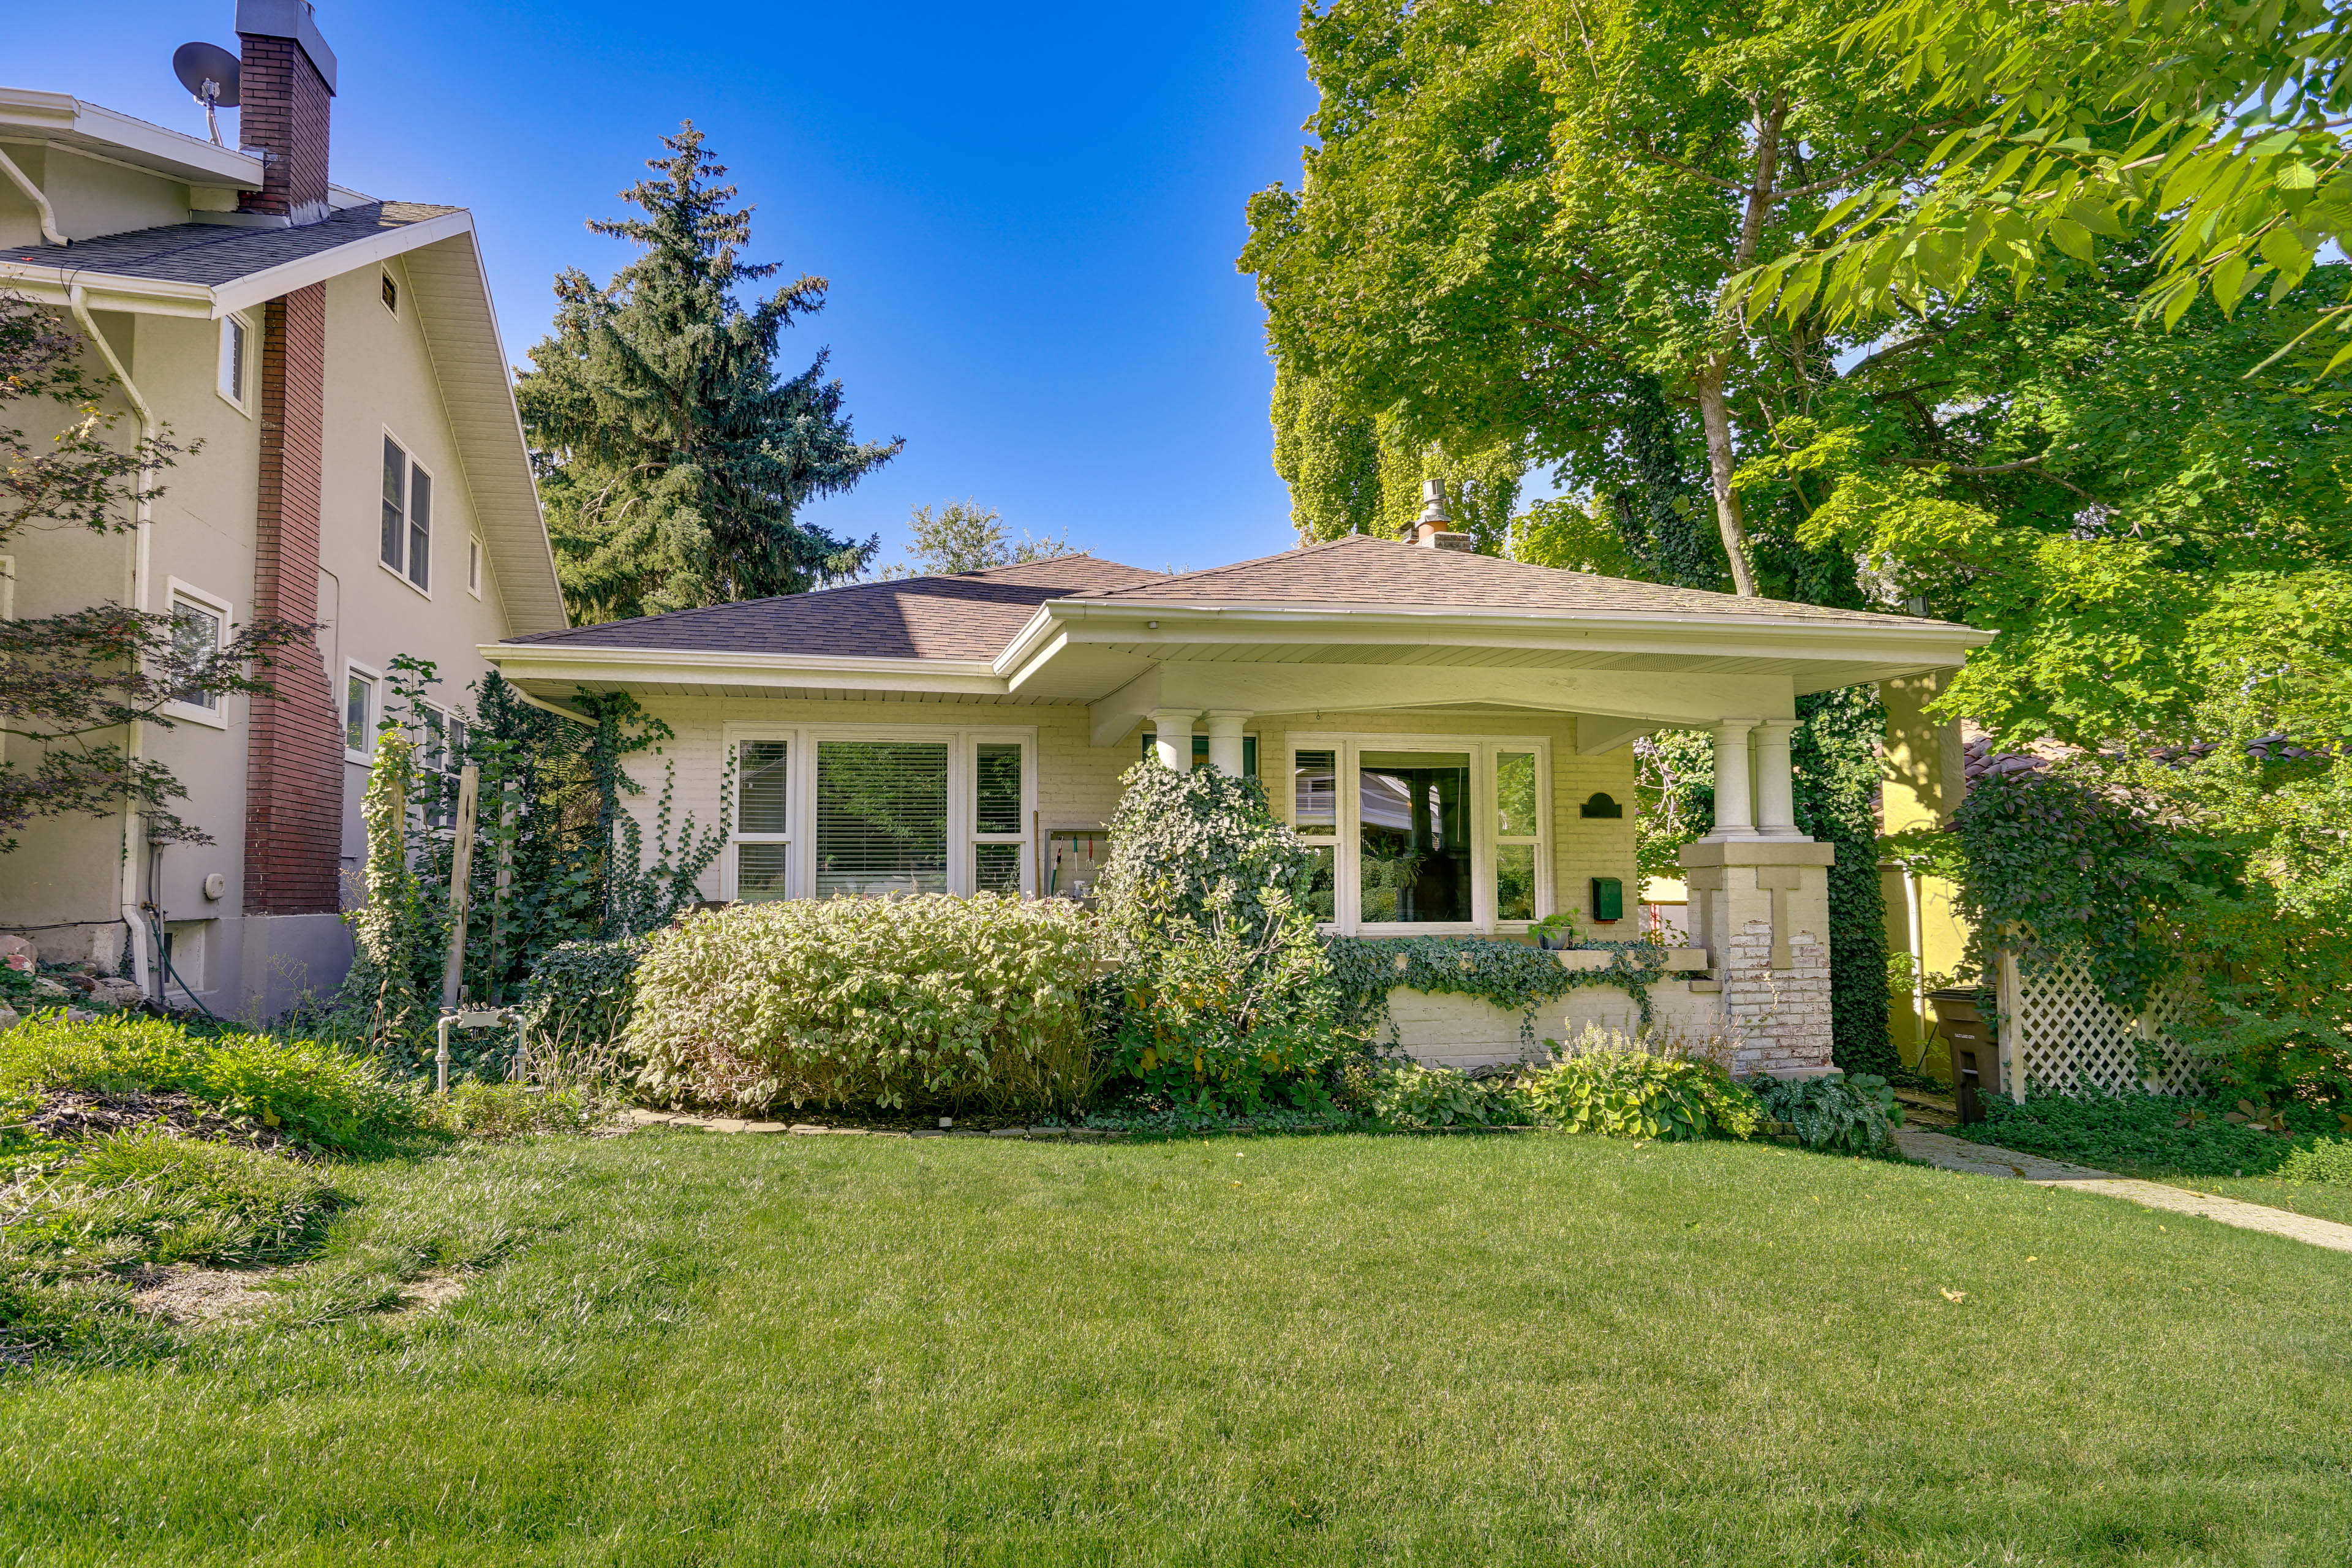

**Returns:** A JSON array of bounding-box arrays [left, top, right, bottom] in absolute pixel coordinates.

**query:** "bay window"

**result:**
[[723, 726, 1035, 902], [1286, 734, 1551, 935]]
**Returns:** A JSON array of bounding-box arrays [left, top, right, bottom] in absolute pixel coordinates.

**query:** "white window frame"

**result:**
[[377, 430, 434, 597], [467, 536, 484, 598], [216, 312, 252, 414], [160, 578, 234, 730], [342, 659, 381, 761], [380, 268, 399, 316], [718, 722, 1039, 902], [1284, 732, 1552, 937]]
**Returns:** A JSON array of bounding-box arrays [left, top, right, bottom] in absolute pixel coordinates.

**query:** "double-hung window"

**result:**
[[1286, 734, 1550, 935], [163, 581, 232, 727], [344, 665, 379, 756], [724, 726, 1034, 902], [380, 436, 432, 591]]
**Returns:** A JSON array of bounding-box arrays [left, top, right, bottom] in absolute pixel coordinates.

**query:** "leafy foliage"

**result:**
[[2274, 1137, 2352, 1186], [1352, 1060, 1509, 1129], [1954, 1088, 2345, 1178], [1744, 1070, 1902, 1156], [1325, 934, 1667, 1047], [1516, 1041, 1762, 1142], [516, 124, 899, 624], [0, 296, 305, 850], [1095, 763, 1349, 1112], [630, 895, 1100, 1117], [874, 500, 1074, 578], [0, 1012, 421, 1156], [0, 292, 187, 547], [507, 938, 643, 1076], [1735, 0, 2352, 385]]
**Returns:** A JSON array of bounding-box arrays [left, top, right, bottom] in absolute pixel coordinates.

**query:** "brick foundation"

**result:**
[[243, 283, 342, 916]]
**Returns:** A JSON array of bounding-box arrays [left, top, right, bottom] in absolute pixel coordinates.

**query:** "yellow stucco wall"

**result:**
[[1880, 672, 1973, 1080]]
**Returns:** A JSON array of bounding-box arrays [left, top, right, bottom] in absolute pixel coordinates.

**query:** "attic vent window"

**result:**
[[381, 271, 398, 314], [1578, 791, 1624, 819]]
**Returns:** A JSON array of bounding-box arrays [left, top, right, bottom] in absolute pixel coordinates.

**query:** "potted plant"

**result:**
[[1530, 913, 1581, 951]]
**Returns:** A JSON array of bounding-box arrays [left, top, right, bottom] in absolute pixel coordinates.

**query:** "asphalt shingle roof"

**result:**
[[502, 556, 1168, 661], [1069, 535, 1932, 626], [4, 202, 461, 287]]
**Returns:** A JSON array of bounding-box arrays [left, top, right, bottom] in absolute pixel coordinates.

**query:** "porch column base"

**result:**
[[1678, 839, 1836, 1078]]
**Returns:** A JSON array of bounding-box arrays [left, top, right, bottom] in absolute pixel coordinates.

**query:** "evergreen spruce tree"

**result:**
[[518, 124, 900, 625]]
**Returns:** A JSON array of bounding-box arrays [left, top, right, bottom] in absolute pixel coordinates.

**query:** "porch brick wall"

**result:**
[[616, 698, 1639, 916]]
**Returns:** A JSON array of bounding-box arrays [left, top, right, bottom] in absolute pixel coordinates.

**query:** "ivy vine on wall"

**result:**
[[1326, 936, 1670, 1049]]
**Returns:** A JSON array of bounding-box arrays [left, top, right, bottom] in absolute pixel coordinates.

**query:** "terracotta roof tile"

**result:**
[[1072, 535, 1937, 627], [503, 555, 1166, 660]]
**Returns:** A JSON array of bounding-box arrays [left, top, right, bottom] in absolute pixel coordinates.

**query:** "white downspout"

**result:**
[[0, 146, 66, 247], [69, 284, 156, 994]]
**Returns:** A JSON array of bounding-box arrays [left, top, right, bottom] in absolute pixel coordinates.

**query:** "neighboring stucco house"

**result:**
[[486, 512, 1989, 1076], [0, 2, 564, 1017]]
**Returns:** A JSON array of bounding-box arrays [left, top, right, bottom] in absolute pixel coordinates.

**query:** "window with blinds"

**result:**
[[815, 740, 949, 898]]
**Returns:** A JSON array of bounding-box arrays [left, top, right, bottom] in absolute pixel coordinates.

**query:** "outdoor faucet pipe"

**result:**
[[69, 284, 159, 998]]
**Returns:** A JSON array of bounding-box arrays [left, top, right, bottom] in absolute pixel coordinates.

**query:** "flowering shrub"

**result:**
[[628, 894, 1101, 1116]]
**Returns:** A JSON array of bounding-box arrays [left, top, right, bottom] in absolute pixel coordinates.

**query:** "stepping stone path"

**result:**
[[619, 1109, 1118, 1140], [1895, 1127, 2352, 1254]]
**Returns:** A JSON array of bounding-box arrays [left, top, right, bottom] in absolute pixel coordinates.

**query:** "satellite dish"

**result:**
[[172, 42, 240, 146]]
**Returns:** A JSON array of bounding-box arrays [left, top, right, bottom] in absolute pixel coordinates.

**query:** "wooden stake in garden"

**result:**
[[439, 763, 480, 1015]]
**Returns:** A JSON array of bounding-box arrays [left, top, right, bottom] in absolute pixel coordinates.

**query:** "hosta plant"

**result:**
[[1519, 1035, 1761, 1142]]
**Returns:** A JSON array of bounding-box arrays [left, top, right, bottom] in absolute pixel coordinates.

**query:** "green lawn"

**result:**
[[6, 1130, 2349, 1566]]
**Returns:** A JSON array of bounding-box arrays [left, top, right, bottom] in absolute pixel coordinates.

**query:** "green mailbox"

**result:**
[[1590, 876, 1624, 923]]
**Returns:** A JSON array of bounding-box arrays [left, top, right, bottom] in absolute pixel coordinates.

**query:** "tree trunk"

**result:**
[[1696, 365, 1759, 597], [1694, 91, 1790, 600]]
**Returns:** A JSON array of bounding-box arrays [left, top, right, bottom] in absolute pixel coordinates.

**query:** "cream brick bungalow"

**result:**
[[486, 515, 1989, 1076]]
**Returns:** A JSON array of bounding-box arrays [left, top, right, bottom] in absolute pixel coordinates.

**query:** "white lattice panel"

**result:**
[[2000, 949, 2202, 1098]]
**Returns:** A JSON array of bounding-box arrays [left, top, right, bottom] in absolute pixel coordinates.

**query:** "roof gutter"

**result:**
[[995, 596, 1995, 676], [0, 145, 64, 246]]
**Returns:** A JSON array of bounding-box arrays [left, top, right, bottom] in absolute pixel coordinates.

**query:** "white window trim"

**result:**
[[467, 536, 484, 598], [380, 267, 399, 316], [160, 578, 234, 731], [1284, 731, 1553, 937], [719, 722, 1040, 902], [342, 658, 382, 762], [215, 312, 254, 416], [377, 428, 435, 599]]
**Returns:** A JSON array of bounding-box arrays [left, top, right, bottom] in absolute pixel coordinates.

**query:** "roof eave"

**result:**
[[484, 642, 1008, 697], [0, 89, 265, 186]]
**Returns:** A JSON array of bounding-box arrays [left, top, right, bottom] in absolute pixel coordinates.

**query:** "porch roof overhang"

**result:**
[[483, 592, 1991, 750]]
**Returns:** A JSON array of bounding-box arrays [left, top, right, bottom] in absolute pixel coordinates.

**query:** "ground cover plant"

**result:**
[[2, 1128, 2347, 1566], [1955, 1087, 2346, 1178]]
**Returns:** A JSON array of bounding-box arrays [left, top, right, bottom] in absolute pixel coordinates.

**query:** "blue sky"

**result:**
[[10, 1, 1321, 573]]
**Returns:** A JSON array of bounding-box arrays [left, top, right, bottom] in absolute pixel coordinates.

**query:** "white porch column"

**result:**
[[1204, 710, 1250, 777], [1709, 718, 1758, 838], [1754, 718, 1802, 839], [1147, 709, 1199, 771]]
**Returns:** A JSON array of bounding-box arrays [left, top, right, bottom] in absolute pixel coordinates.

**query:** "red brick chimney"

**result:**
[[236, 1, 344, 922], [234, 1, 337, 225]]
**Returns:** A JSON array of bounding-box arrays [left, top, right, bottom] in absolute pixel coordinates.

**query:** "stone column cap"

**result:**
[[1678, 840, 1836, 869]]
